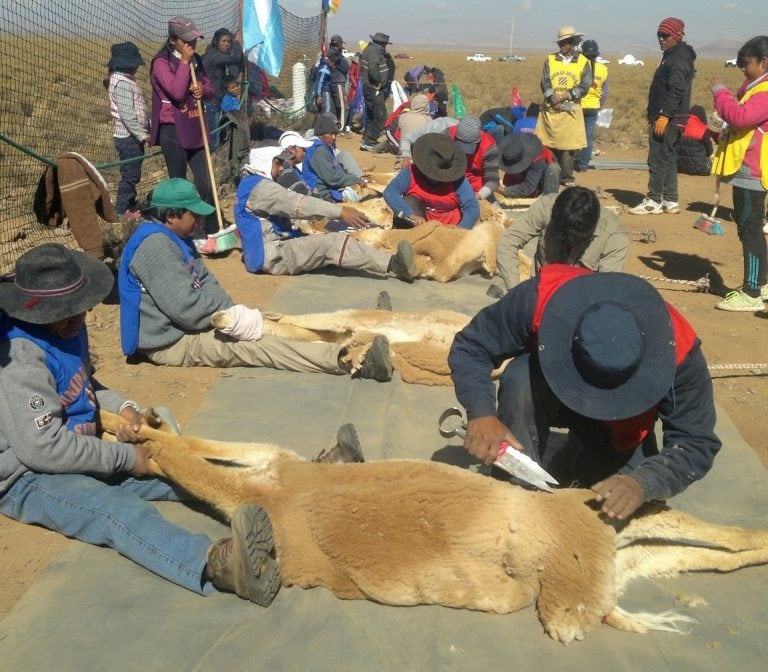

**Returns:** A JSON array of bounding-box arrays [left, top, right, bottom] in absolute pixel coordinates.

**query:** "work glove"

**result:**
[[653, 116, 669, 137]]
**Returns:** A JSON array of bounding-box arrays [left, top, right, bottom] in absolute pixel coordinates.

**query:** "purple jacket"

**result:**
[[150, 49, 213, 149]]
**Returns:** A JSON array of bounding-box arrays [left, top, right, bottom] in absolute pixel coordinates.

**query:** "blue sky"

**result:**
[[281, 0, 760, 54]]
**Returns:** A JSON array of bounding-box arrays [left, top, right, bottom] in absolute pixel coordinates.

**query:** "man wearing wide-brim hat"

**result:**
[[535, 25, 592, 188], [383, 133, 480, 229], [449, 266, 720, 520], [495, 185, 629, 291], [359, 30, 396, 150], [0, 243, 281, 606], [498, 133, 561, 198]]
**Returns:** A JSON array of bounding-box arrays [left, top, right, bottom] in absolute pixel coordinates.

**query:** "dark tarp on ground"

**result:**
[[1, 272, 766, 672]]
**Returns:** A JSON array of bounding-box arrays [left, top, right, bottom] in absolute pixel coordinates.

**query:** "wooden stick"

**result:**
[[189, 61, 224, 233]]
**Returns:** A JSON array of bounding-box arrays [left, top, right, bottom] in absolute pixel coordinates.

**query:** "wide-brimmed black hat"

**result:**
[[370, 32, 392, 45], [498, 133, 543, 174], [107, 42, 145, 69], [0, 244, 113, 325], [538, 272, 676, 421], [411, 133, 467, 183]]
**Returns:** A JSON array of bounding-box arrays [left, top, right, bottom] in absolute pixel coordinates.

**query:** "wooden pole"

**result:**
[[189, 61, 224, 233]]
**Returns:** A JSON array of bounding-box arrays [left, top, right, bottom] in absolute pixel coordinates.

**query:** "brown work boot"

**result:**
[[313, 423, 366, 463], [206, 504, 281, 606]]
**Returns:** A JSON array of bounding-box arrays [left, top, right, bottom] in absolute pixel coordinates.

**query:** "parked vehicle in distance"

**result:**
[[596, 56, 611, 64], [725, 58, 737, 68], [466, 53, 492, 62], [618, 54, 645, 66], [394, 53, 414, 59], [499, 54, 526, 62]]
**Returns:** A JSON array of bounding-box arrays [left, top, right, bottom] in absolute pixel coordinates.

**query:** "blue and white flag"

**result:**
[[243, 0, 284, 77]]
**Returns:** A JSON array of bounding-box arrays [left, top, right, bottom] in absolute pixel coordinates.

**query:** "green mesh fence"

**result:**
[[0, 1, 324, 273]]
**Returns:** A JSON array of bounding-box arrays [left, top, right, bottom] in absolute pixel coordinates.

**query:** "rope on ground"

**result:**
[[636, 274, 711, 293], [709, 362, 768, 377]]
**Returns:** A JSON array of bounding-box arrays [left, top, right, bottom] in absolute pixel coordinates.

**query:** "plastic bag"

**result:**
[[596, 108, 613, 128], [451, 84, 467, 119]]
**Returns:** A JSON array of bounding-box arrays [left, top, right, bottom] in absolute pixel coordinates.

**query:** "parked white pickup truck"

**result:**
[[466, 53, 492, 62]]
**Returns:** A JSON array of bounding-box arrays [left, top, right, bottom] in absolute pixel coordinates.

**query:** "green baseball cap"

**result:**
[[150, 178, 215, 215]]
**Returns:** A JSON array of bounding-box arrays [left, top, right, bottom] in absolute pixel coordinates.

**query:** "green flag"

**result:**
[[451, 84, 467, 119]]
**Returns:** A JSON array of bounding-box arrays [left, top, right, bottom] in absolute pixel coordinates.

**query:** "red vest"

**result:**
[[447, 126, 496, 192], [532, 265, 698, 451], [405, 165, 461, 226]]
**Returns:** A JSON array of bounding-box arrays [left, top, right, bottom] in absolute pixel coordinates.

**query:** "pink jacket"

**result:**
[[713, 74, 768, 180]]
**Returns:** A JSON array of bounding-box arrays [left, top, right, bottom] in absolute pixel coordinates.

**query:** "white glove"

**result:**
[[213, 305, 264, 341]]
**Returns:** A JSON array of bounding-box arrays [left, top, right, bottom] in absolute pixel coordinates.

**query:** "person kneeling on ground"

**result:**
[[237, 146, 415, 282], [383, 133, 480, 229], [119, 178, 397, 381], [449, 266, 721, 520], [494, 186, 629, 292], [498, 133, 561, 199], [0, 244, 284, 604]]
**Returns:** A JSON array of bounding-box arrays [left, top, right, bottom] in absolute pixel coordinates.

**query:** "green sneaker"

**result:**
[[716, 290, 765, 312]]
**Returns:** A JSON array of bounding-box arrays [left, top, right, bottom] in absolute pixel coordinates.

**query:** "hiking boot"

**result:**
[[387, 240, 415, 282], [662, 200, 681, 214], [355, 335, 393, 382], [715, 290, 765, 312], [629, 198, 663, 215], [313, 423, 366, 463], [207, 504, 281, 606]]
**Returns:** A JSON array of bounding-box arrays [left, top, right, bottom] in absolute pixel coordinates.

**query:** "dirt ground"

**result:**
[[1, 139, 767, 622]]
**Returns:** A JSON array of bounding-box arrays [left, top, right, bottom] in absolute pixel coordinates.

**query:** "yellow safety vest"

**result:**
[[582, 61, 607, 110], [712, 78, 768, 188], [547, 53, 588, 96]]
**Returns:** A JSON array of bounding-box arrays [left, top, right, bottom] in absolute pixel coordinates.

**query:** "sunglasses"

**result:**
[[657, 32, 671, 39]]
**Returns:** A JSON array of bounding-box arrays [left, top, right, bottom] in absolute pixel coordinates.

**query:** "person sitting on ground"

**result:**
[[676, 104, 714, 176], [273, 132, 312, 195], [382, 93, 433, 155], [237, 146, 414, 278], [0, 243, 282, 606], [498, 133, 561, 199], [401, 116, 500, 201], [119, 177, 405, 381], [449, 266, 721, 521], [383, 133, 480, 229], [304, 114, 369, 202], [494, 186, 629, 291], [425, 67, 449, 117]]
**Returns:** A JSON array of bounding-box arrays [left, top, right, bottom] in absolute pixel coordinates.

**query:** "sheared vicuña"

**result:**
[[99, 410, 768, 644]]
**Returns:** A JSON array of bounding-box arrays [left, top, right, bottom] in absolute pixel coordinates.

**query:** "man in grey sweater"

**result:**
[[494, 186, 629, 292], [0, 243, 280, 605], [119, 178, 394, 381]]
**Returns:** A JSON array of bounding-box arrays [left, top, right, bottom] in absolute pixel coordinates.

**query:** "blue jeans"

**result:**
[[0, 472, 215, 595], [113, 136, 145, 215], [576, 109, 598, 170], [646, 123, 681, 203], [497, 353, 653, 486]]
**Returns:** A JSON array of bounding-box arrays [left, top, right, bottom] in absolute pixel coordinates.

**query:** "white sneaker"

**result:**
[[629, 198, 663, 215], [662, 200, 680, 214], [763, 219, 768, 234]]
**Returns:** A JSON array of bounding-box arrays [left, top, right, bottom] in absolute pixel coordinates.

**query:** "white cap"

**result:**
[[279, 130, 314, 149]]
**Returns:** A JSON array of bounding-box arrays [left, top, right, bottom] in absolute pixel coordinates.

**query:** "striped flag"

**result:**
[[243, 0, 284, 77]]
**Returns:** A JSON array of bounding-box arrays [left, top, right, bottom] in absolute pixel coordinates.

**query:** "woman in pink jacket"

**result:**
[[150, 16, 216, 233], [710, 35, 768, 311]]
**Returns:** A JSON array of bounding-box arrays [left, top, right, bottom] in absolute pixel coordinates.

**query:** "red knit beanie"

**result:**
[[657, 17, 684, 41]]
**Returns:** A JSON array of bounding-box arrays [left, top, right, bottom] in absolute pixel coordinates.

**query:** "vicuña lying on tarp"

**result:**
[[99, 410, 768, 644]]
